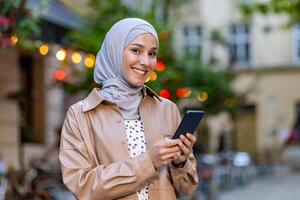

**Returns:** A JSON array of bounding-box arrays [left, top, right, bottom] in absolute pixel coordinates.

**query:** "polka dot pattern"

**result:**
[[124, 119, 149, 200]]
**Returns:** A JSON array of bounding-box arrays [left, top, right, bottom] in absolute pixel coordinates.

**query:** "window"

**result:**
[[182, 26, 202, 58], [292, 25, 300, 66], [229, 24, 251, 66]]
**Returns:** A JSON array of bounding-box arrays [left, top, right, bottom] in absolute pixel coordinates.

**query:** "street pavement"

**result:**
[[219, 172, 300, 200]]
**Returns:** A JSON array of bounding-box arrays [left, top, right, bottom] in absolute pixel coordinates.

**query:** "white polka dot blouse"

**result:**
[[124, 119, 149, 200]]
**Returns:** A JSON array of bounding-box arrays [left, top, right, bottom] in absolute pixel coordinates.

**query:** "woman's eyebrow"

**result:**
[[129, 43, 158, 50]]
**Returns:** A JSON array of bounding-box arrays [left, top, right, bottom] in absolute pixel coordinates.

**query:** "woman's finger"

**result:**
[[159, 145, 181, 155], [186, 133, 197, 145], [161, 138, 179, 148], [180, 135, 192, 147], [161, 152, 178, 161], [178, 141, 190, 155]]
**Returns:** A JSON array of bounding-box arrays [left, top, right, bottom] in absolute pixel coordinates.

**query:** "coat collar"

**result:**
[[82, 86, 161, 112]]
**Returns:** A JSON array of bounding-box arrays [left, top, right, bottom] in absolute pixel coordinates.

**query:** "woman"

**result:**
[[59, 18, 198, 200]]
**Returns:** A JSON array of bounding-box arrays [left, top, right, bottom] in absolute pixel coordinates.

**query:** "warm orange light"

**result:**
[[56, 49, 66, 61], [156, 60, 165, 72], [72, 52, 82, 63], [159, 31, 169, 40], [39, 44, 49, 55], [184, 87, 192, 97], [176, 87, 192, 98], [11, 35, 18, 45], [54, 70, 66, 81], [176, 88, 185, 98], [150, 71, 157, 81], [159, 89, 171, 99], [197, 91, 208, 102], [84, 54, 95, 68]]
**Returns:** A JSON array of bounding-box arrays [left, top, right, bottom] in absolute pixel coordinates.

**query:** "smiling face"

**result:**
[[123, 33, 158, 87]]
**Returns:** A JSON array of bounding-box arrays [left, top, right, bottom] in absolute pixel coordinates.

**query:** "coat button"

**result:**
[[117, 120, 121, 123], [121, 141, 126, 145]]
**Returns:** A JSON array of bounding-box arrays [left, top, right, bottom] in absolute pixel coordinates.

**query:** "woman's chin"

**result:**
[[129, 79, 145, 87]]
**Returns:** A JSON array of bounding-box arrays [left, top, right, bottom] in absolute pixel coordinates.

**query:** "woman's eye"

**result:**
[[131, 48, 140, 54], [149, 51, 157, 57]]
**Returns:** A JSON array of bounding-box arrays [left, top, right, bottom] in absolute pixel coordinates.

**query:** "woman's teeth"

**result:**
[[133, 68, 146, 75]]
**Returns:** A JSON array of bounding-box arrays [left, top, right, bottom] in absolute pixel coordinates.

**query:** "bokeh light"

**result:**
[[159, 89, 171, 99], [39, 44, 49, 55], [72, 52, 82, 64], [184, 87, 192, 97], [11, 35, 18, 45], [176, 88, 185, 98], [84, 54, 95, 68], [150, 71, 157, 81], [156, 60, 166, 72], [54, 69, 66, 81], [197, 91, 208, 102], [56, 49, 66, 61], [176, 87, 192, 98], [159, 31, 169, 40]]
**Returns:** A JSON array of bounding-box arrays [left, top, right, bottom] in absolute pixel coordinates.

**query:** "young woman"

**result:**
[[59, 18, 198, 200]]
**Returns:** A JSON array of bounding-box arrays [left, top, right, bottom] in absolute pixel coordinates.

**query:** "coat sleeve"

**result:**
[[169, 104, 199, 197], [59, 107, 158, 200]]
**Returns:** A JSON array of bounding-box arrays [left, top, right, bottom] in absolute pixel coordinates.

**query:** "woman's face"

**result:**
[[123, 33, 158, 87]]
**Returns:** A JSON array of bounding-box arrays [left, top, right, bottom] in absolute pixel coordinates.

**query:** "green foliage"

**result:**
[[68, 0, 133, 53], [239, 0, 300, 26], [0, 0, 41, 49], [146, 57, 236, 114]]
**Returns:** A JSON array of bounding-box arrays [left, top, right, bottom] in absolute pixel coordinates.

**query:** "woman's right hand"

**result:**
[[148, 138, 181, 168]]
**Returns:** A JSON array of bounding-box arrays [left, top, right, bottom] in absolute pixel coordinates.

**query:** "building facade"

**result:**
[[0, 0, 83, 169], [171, 0, 300, 156]]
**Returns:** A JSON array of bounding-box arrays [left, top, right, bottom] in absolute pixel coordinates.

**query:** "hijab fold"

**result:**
[[94, 18, 159, 119]]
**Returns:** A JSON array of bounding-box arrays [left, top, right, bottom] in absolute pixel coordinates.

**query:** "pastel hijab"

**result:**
[[94, 18, 159, 119]]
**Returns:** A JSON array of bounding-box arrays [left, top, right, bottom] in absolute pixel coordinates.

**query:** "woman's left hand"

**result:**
[[172, 133, 197, 165]]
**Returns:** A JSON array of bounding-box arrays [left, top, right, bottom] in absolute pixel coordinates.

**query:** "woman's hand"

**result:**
[[149, 138, 181, 168], [172, 133, 197, 166]]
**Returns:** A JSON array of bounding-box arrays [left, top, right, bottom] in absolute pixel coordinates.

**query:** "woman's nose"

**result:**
[[139, 54, 150, 66]]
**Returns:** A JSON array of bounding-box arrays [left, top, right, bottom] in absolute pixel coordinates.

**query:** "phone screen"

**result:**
[[172, 110, 205, 139]]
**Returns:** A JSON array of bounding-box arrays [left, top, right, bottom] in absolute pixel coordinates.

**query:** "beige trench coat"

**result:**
[[59, 87, 198, 200]]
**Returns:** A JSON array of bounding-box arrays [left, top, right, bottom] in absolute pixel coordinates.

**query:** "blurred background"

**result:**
[[1, 0, 300, 199]]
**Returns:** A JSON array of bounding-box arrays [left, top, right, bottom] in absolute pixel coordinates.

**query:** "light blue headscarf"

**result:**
[[94, 18, 159, 119]]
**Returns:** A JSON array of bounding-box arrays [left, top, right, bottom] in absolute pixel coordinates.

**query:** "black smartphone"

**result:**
[[172, 110, 205, 139]]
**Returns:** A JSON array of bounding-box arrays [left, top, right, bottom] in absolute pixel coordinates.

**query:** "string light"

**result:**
[[71, 52, 82, 64], [56, 49, 66, 61], [176, 88, 185, 98], [39, 44, 49, 55], [156, 60, 165, 72], [54, 69, 66, 81], [11, 35, 18, 45], [159, 31, 169, 41], [176, 87, 192, 98], [150, 71, 157, 81], [197, 91, 208, 102], [184, 88, 192, 97], [84, 54, 95, 68], [159, 89, 171, 99]]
